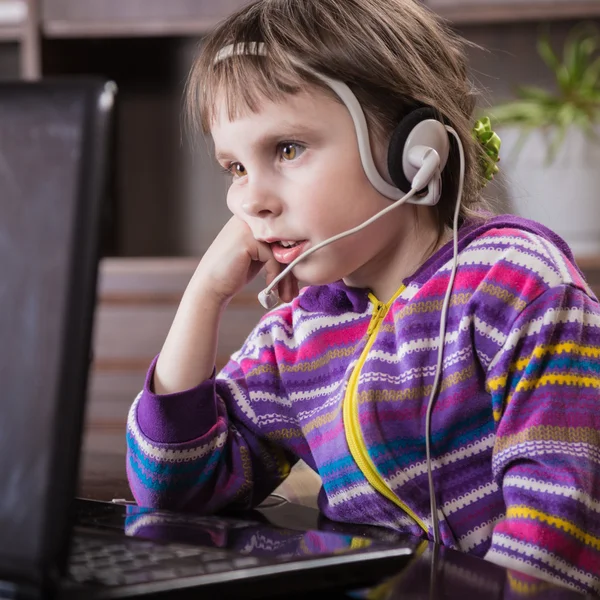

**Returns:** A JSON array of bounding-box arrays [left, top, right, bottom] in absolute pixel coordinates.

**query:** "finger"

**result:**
[[263, 259, 283, 290], [257, 251, 283, 291], [249, 241, 281, 286], [278, 272, 293, 303], [291, 274, 300, 298], [279, 271, 300, 303]]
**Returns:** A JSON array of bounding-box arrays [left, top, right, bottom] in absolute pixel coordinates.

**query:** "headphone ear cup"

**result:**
[[387, 107, 445, 192]]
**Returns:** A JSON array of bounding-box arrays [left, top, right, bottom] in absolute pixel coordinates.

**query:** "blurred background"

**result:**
[[2, 0, 599, 501]]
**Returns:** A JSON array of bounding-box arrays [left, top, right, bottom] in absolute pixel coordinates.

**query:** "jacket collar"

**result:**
[[297, 214, 582, 315]]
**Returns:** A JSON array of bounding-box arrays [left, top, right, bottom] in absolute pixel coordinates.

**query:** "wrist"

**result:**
[[187, 270, 232, 311]]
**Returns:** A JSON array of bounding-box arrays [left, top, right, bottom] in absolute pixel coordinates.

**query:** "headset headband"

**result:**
[[214, 42, 409, 200]]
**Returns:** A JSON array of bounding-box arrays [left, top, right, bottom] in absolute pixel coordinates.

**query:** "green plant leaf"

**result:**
[[556, 64, 573, 94], [490, 22, 600, 164], [556, 103, 577, 128], [515, 85, 555, 103], [537, 35, 561, 74], [565, 25, 599, 86], [581, 55, 600, 91]]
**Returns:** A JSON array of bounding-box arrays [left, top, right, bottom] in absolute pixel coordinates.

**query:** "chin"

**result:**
[[292, 264, 352, 288]]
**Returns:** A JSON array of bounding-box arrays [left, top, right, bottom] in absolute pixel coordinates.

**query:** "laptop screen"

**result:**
[[0, 81, 113, 583]]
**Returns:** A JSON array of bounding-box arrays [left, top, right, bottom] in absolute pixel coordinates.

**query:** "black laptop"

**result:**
[[0, 80, 415, 600]]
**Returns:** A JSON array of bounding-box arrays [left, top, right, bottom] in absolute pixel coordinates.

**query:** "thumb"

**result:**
[[251, 241, 282, 288], [278, 271, 299, 304], [263, 257, 284, 290]]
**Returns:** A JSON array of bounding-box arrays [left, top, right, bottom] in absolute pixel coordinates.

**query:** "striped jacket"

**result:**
[[127, 215, 600, 594]]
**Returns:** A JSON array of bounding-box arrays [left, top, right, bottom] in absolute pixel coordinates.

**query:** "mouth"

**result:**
[[269, 239, 310, 265], [271, 240, 305, 249]]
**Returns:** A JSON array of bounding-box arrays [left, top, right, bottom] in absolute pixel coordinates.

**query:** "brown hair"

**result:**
[[186, 0, 492, 231]]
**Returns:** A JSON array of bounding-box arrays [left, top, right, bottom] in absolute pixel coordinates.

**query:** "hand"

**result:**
[[193, 216, 299, 305]]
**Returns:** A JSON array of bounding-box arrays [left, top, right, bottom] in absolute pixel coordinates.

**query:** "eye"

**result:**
[[279, 143, 305, 162], [227, 162, 248, 178]]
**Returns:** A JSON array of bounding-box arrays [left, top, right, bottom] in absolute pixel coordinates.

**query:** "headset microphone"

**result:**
[[257, 185, 418, 308]]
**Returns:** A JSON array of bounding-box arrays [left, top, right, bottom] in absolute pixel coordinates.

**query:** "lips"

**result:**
[[270, 240, 309, 264]]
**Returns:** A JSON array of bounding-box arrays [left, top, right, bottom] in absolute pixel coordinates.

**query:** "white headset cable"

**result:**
[[425, 127, 465, 544]]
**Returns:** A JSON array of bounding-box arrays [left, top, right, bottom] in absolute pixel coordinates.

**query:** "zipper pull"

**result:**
[[367, 302, 386, 336]]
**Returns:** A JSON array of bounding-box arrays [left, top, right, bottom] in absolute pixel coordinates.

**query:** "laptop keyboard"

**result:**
[[68, 534, 267, 587]]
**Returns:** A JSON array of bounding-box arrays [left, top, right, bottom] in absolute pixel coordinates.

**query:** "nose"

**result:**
[[240, 177, 283, 219]]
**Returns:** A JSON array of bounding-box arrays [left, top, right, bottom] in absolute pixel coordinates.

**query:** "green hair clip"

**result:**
[[472, 117, 501, 183]]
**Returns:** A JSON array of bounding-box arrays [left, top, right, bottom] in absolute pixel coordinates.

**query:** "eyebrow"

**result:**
[[214, 122, 319, 162]]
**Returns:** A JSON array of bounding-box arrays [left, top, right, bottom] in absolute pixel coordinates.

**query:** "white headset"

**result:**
[[214, 42, 466, 545]]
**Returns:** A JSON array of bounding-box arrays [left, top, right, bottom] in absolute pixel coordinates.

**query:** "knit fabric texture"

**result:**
[[127, 215, 600, 594]]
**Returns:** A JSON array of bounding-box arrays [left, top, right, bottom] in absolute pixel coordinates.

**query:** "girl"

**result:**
[[126, 0, 600, 594]]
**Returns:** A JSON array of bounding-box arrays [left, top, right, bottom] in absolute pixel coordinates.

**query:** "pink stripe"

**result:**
[[487, 266, 547, 302], [269, 321, 367, 364], [486, 227, 530, 241], [304, 417, 344, 445], [496, 518, 600, 575]]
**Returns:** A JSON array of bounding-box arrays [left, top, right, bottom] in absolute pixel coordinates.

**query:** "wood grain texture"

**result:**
[[85, 257, 266, 445], [40, 0, 600, 36], [0, 25, 23, 41], [42, 0, 253, 37], [42, 0, 252, 22], [427, 0, 600, 24]]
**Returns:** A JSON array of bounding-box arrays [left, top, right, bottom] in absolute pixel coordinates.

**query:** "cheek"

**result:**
[[226, 185, 241, 215], [298, 163, 383, 226]]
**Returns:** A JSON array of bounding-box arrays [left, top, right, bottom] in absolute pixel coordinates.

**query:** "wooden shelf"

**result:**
[[0, 23, 23, 41], [428, 0, 600, 25], [36, 0, 600, 38], [43, 17, 220, 38]]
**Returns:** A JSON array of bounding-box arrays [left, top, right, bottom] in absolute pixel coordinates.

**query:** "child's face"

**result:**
[[211, 84, 416, 289]]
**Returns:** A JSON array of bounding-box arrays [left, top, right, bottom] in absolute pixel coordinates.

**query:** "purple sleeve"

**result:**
[[135, 356, 219, 443], [126, 346, 296, 513]]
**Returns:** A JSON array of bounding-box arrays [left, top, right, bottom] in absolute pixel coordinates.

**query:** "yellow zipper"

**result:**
[[343, 286, 429, 534]]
